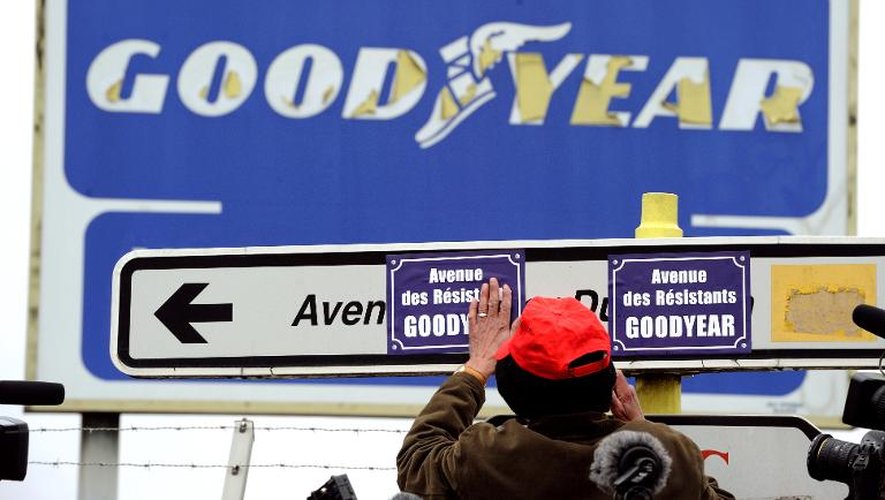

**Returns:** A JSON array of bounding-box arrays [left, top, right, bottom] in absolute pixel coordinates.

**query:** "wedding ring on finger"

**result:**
[[478, 312, 488, 318]]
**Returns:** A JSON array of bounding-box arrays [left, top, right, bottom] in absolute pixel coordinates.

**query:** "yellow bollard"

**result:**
[[635, 192, 683, 238], [634, 193, 682, 413]]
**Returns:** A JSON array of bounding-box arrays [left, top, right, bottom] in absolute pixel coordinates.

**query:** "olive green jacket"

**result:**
[[397, 373, 735, 500]]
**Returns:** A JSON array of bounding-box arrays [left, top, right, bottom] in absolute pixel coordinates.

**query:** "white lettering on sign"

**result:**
[[265, 44, 344, 119], [401, 291, 429, 306], [623, 291, 651, 307], [342, 47, 428, 120], [84, 20, 815, 148], [177, 41, 258, 117], [633, 57, 712, 129], [654, 288, 738, 306], [427, 267, 484, 284], [651, 269, 708, 284], [86, 39, 170, 113], [403, 313, 469, 338], [720, 59, 814, 133], [624, 314, 735, 339], [432, 287, 480, 305]]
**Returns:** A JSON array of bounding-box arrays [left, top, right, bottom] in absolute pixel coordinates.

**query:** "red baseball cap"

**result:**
[[495, 296, 611, 380]]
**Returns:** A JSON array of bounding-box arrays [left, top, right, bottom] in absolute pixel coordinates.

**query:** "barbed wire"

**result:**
[[24, 423, 406, 472], [25, 425, 409, 434], [28, 461, 396, 471]]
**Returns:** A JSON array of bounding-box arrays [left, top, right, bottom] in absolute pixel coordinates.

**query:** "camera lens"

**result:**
[[872, 387, 885, 425], [807, 433, 861, 484]]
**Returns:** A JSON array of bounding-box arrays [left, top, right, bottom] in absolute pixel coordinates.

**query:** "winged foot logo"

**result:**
[[86, 22, 814, 148], [414, 22, 573, 148]]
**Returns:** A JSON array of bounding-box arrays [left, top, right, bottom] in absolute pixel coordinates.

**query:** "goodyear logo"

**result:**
[[86, 22, 814, 149]]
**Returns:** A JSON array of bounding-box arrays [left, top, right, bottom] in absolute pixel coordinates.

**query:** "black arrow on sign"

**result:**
[[154, 283, 233, 344]]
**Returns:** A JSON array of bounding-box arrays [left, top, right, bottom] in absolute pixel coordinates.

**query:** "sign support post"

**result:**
[[633, 193, 683, 413], [221, 419, 254, 500], [78, 412, 120, 500]]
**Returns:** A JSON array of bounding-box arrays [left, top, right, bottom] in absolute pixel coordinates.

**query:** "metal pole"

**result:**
[[78, 412, 120, 500], [634, 192, 683, 413], [221, 418, 254, 500]]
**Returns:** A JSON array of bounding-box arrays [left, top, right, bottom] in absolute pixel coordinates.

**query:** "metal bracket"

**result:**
[[221, 419, 255, 500]]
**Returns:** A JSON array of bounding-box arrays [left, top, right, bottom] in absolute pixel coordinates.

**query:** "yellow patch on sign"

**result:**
[[514, 53, 553, 122], [570, 56, 631, 126], [770, 264, 877, 342], [662, 73, 713, 126], [281, 96, 297, 109], [351, 90, 379, 117], [760, 85, 803, 126], [439, 87, 459, 120], [458, 84, 477, 106], [105, 79, 122, 103], [322, 85, 335, 105], [223, 71, 242, 99], [477, 40, 501, 76], [390, 50, 426, 105]]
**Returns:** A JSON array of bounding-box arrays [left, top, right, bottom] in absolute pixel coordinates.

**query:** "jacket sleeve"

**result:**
[[396, 373, 486, 497], [703, 475, 737, 500]]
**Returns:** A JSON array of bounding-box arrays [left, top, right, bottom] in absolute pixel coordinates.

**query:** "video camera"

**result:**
[[806, 305, 885, 499], [807, 373, 885, 499], [0, 380, 65, 481]]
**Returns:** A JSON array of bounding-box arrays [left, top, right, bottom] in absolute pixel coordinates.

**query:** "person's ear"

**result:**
[[510, 317, 521, 335]]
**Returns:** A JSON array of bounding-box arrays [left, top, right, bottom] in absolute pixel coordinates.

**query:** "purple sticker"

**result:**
[[387, 250, 525, 355], [608, 251, 751, 357]]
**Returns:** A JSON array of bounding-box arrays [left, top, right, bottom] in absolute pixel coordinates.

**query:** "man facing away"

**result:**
[[397, 278, 734, 499]]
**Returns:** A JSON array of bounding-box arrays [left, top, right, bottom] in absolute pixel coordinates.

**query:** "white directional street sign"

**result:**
[[113, 236, 885, 378]]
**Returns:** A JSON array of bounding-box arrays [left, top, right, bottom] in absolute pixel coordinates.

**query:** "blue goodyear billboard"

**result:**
[[32, 0, 850, 413]]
